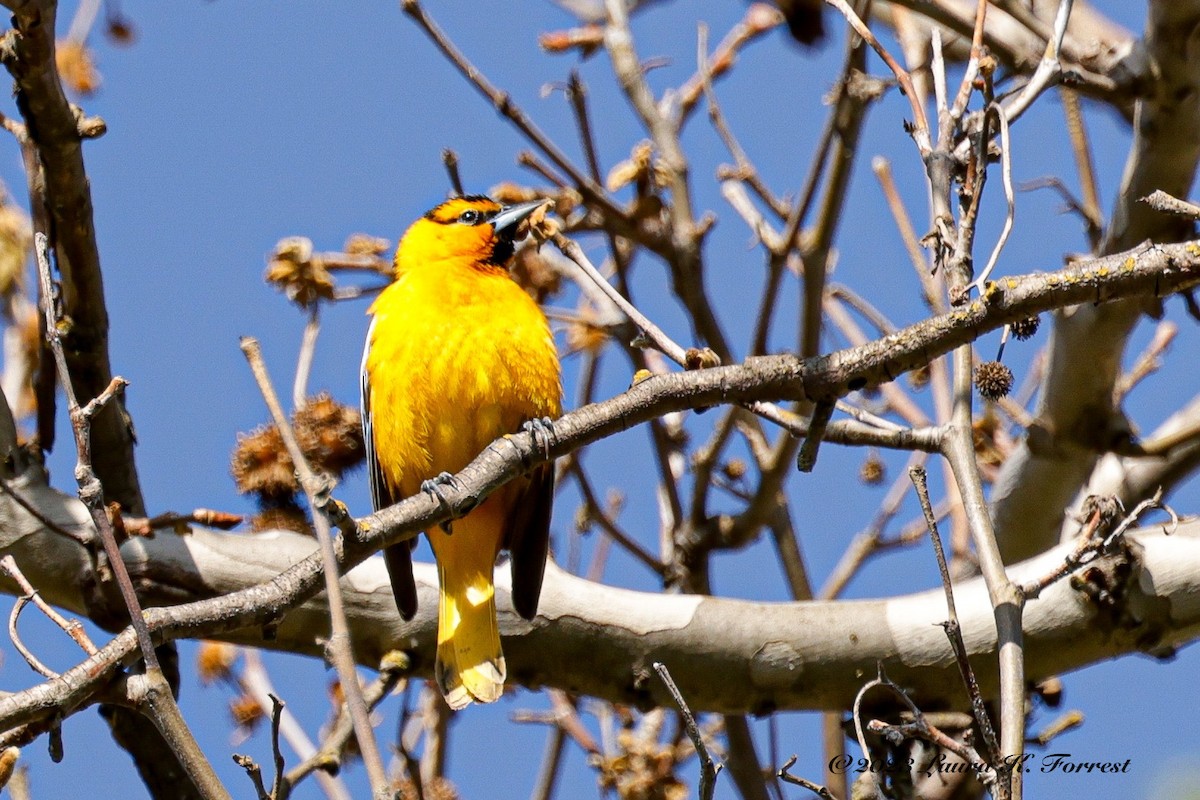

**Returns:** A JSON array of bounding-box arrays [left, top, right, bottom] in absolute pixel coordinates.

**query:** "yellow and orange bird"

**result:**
[[361, 195, 562, 709]]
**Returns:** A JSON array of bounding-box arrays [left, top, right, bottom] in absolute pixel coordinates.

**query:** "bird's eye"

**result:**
[[458, 209, 481, 225]]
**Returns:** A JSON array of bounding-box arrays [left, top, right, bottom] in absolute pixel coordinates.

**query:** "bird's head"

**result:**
[[395, 195, 545, 274]]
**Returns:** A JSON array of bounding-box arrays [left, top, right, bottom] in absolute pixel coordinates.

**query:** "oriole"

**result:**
[[361, 195, 561, 709]]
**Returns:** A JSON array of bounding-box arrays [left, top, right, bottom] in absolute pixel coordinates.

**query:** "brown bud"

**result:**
[[56, 41, 101, 96], [1034, 676, 1064, 708], [105, 12, 138, 46], [972, 411, 1003, 467], [859, 453, 885, 485], [606, 141, 654, 192], [565, 314, 609, 357], [489, 182, 539, 205], [343, 233, 391, 257], [196, 641, 238, 685], [722, 459, 747, 480], [538, 24, 603, 57], [684, 347, 720, 370], [908, 363, 931, 390], [745, 3, 785, 34], [0, 747, 19, 787], [229, 694, 265, 729], [523, 201, 560, 245]]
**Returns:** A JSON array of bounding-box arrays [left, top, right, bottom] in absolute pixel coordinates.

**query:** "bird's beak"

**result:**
[[490, 200, 546, 239]]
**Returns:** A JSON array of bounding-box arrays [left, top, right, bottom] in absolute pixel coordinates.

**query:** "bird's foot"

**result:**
[[422, 471, 460, 533], [521, 417, 557, 463]]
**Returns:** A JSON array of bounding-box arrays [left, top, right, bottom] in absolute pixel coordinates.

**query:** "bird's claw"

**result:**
[[422, 472, 459, 533], [521, 417, 556, 462]]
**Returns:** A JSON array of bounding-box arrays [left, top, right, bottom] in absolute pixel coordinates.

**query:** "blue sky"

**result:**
[[0, 2, 1196, 798]]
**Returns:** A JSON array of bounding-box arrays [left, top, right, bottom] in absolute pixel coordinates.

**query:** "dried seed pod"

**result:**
[[859, 452, 885, 485], [1010, 316, 1041, 340], [974, 361, 1014, 401], [293, 393, 364, 477], [230, 425, 298, 500], [265, 236, 335, 308], [250, 503, 313, 537]]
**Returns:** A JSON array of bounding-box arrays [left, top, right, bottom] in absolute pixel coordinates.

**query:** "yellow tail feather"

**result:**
[[434, 558, 506, 710]]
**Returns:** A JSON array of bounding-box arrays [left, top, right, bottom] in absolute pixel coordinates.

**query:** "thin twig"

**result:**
[[120, 508, 245, 537], [871, 157, 943, 312], [279, 657, 403, 798], [822, 0, 930, 152], [653, 662, 720, 800], [239, 337, 390, 800], [909, 466, 1000, 763], [65, 0, 102, 43], [999, 0, 1075, 124], [676, 5, 784, 125], [1059, 88, 1103, 247], [966, 105, 1015, 294], [853, 665, 996, 792], [946, 0, 988, 123], [699, 23, 788, 221], [8, 596, 54, 677], [530, 727, 567, 800], [1115, 320, 1177, 402], [566, 458, 666, 575], [401, 0, 630, 227], [240, 649, 352, 800], [232, 754, 270, 800], [34, 233, 162, 668], [778, 755, 837, 799], [551, 232, 689, 366], [1029, 710, 1084, 746], [1021, 489, 1166, 598], [293, 306, 320, 411], [0, 555, 97, 656], [268, 694, 285, 800], [442, 148, 463, 196], [564, 72, 603, 187], [1142, 189, 1200, 220]]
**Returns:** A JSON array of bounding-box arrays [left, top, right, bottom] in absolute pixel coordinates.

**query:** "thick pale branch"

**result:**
[[991, 0, 1200, 562], [0, 473, 1197, 721], [0, 239, 1193, 733]]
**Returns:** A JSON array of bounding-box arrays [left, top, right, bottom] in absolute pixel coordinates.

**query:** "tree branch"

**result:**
[[0, 0, 142, 514]]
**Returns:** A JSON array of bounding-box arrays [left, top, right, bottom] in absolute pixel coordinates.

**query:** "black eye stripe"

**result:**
[[423, 197, 501, 225], [456, 208, 497, 226]]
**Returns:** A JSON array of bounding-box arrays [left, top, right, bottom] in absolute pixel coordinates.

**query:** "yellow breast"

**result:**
[[365, 258, 561, 499]]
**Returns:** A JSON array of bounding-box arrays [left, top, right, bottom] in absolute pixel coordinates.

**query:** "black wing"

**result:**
[[361, 324, 418, 620], [505, 462, 554, 620]]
